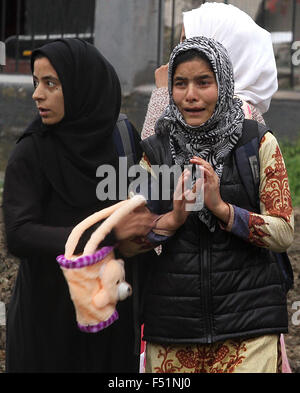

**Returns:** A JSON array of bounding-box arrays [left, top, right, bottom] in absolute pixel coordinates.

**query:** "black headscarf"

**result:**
[[23, 38, 121, 208]]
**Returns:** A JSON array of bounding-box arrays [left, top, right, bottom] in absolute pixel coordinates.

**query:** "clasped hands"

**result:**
[[114, 157, 229, 244]]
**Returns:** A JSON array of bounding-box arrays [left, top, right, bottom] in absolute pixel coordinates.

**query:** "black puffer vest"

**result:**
[[140, 120, 288, 344]]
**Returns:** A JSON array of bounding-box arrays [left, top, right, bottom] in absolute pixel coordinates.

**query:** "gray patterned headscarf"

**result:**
[[155, 36, 245, 231]]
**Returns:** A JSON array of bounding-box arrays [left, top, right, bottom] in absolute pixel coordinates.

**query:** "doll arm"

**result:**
[[93, 290, 110, 309]]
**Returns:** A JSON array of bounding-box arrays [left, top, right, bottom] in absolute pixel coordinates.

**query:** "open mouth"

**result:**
[[185, 108, 205, 113], [38, 107, 50, 116]]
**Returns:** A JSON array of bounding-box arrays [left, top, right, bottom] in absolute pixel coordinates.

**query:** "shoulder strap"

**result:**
[[113, 114, 137, 169], [140, 133, 173, 167], [234, 120, 269, 210]]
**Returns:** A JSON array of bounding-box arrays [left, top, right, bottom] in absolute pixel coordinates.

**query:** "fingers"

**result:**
[[132, 205, 151, 214], [190, 156, 211, 170], [155, 63, 168, 73], [174, 168, 191, 200], [155, 64, 169, 88], [190, 157, 216, 180], [192, 176, 204, 194]]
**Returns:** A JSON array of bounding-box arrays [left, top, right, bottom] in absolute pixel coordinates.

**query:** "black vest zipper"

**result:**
[[200, 229, 213, 344]]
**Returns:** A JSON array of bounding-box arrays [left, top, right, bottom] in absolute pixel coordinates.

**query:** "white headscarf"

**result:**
[[183, 2, 278, 113]]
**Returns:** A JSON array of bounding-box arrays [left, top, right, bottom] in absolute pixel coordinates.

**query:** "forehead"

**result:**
[[33, 57, 59, 78], [173, 57, 214, 76]]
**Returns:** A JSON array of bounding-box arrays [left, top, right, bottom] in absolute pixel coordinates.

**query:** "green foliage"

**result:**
[[279, 136, 300, 207]]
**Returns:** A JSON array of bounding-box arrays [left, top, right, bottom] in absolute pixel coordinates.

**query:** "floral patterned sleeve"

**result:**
[[225, 132, 294, 252], [141, 87, 169, 140]]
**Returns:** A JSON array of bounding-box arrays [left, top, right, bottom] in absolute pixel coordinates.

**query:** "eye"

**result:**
[[116, 279, 120, 285], [47, 80, 56, 88], [33, 79, 38, 89], [174, 80, 185, 88]]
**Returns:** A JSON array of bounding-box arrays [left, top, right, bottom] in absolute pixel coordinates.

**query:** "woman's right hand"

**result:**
[[155, 169, 202, 232], [155, 64, 169, 88]]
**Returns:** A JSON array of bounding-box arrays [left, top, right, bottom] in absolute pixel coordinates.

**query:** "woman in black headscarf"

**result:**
[[3, 38, 152, 372]]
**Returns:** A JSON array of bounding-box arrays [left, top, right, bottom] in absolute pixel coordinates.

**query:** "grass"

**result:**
[[279, 136, 300, 207]]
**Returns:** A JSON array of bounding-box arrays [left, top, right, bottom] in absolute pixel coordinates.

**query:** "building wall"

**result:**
[[163, 0, 263, 28], [94, 0, 162, 95], [262, 2, 300, 39], [24, 0, 95, 36]]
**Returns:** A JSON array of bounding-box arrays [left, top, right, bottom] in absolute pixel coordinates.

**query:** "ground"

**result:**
[[283, 207, 300, 373], [0, 207, 299, 373]]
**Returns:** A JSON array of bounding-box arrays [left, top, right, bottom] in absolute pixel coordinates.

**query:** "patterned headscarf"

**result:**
[[155, 36, 245, 231]]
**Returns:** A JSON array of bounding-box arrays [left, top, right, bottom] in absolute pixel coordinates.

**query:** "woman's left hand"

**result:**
[[190, 156, 230, 224], [114, 205, 155, 240]]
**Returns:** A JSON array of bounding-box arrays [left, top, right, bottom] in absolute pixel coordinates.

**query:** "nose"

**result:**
[[185, 82, 198, 102], [32, 83, 45, 102], [118, 282, 132, 301]]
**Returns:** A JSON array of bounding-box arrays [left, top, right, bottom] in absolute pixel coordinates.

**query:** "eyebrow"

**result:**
[[33, 74, 60, 82], [174, 74, 214, 81]]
